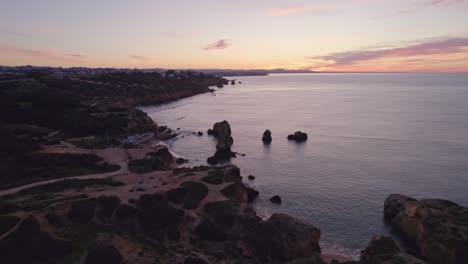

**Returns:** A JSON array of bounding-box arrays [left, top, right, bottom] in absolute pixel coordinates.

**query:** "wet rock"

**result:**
[[245, 213, 321, 262], [384, 194, 468, 264], [262, 129, 272, 143], [231, 80, 236, 85], [68, 198, 97, 223], [86, 244, 123, 264], [197, 131, 203, 136], [361, 236, 426, 264], [207, 129, 214, 135], [270, 195, 282, 204], [287, 131, 308, 142], [248, 175, 255, 180]]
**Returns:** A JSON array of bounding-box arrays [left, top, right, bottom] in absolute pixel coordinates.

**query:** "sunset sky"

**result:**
[[1, 0, 468, 72]]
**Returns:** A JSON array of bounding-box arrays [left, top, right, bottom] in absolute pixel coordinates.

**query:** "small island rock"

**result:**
[[287, 131, 308, 142], [270, 195, 282, 204], [262, 129, 272, 143]]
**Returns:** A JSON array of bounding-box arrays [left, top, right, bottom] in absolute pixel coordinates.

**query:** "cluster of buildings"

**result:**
[[0, 65, 165, 77]]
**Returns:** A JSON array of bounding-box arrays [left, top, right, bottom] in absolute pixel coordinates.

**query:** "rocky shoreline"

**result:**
[[0, 71, 466, 264]]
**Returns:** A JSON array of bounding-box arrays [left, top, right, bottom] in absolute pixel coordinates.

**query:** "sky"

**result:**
[[1, 0, 468, 72]]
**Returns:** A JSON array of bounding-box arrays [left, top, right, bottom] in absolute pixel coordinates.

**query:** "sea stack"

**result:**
[[262, 129, 272, 143], [207, 120, 235, 164], [287, 131, 308, 142]]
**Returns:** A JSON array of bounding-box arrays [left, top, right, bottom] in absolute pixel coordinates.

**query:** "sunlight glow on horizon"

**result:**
[[1, 0, 468, 72]]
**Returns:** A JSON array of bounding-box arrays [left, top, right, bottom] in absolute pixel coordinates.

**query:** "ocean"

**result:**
[[141, 73, 468, 258]]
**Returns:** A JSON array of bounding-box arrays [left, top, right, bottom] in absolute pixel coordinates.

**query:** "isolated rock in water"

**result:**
[[231, 80, 236, 85], [361, 236, 426, 264], [384, 194, 468, 264], [262, 129, 272, 143], [287, 131, 308, 141], [197, 131, 203, 136], [245, 213, 321, 262], [86, 244, 123, 264], [207, 120, 235, 164], [248, 175, 255, 180], [270, 195, 282, 204], [213, 120, 234, 152]]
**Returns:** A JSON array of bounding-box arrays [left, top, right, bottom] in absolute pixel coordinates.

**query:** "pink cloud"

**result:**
[[308, 37, 468, 68], [128, 54, 148, 61], [0, 44, 84, 62], [268, 4, 336, 16], [203, 39, 230, 50]]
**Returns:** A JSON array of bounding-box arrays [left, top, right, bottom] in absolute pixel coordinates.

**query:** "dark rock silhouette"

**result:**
[[384, 194, 468, 264], [207, 121, 235, 164], [287, 131, 308, 141], [197, 131, 203, 136], [361, 236, 426, 264], [262, 129, 272, 143], [248, 175, 255, 180], [245, 213, 321, 262], [270, 195, 282, 204]]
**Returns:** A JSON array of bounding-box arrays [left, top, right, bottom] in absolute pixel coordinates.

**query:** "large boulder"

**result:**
[[384, 194, 468, 264], [262, 129, 272, 143], [245, 213, 321, 262], [360, 236, 426, 264]]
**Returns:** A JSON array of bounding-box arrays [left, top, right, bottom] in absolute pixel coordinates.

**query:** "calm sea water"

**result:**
[[141, 73, 468, 257]]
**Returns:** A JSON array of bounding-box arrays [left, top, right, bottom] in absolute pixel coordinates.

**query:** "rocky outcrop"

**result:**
[[221, 182, 259, 203], [262, 129, 272, 143], [128, 146, 174, 173], [207, 121, 235, 164], [270, 195, 282, 204], [360, 236, 426, 264], [245, 213, 321, 262], [384, 194, 468, 264], [287, 131, 308, 141]]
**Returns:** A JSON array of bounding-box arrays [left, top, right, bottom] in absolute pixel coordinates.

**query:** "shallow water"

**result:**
[[141, 73, 468, 257]]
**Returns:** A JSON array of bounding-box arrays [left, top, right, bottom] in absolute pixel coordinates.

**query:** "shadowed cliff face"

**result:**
[[384, 194, 468, 264]]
